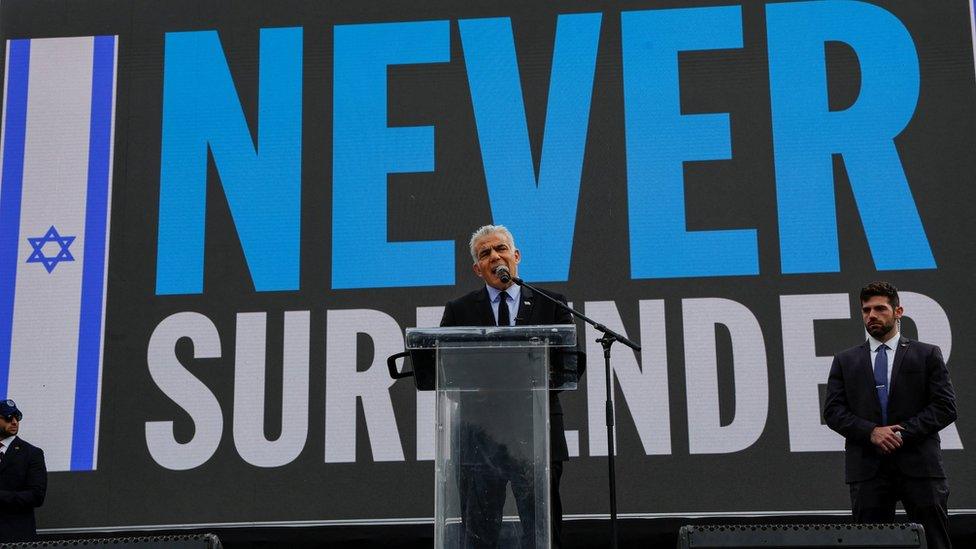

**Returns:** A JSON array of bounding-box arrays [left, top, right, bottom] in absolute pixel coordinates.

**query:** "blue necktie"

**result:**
[[874, 343, 889, 425]]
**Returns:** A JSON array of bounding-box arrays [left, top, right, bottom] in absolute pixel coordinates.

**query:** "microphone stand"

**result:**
[[509, 275, 640, 549]]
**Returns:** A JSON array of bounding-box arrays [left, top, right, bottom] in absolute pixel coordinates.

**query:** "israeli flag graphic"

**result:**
[[0, 36, 117, 471]]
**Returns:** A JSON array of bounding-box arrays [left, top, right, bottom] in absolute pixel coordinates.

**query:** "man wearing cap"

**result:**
[[0, 399, 47, 542]]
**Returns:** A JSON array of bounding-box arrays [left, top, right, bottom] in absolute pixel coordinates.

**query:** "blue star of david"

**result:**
[[26, 225, 76, 273]]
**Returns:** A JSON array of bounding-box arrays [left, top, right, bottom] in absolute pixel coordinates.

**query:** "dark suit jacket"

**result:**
[[440, 285, 578, 461], [824, 338, 957, 483], [0, 436, 47, 541]]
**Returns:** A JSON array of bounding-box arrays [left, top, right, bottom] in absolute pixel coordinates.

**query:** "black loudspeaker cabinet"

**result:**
[[0, 533, 221, 549], [678, 523, 926, 548]]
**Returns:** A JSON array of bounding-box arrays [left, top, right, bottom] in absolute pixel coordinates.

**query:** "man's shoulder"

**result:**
[[902, 338, 940, 356], [834, 343, 867, 361], [11, 436, 43, 455], [525, 285, 567, 303], [445, 287, 487, 307]]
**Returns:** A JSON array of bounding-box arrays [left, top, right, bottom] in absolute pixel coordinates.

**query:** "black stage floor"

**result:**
[[40, 514, 976, 548]]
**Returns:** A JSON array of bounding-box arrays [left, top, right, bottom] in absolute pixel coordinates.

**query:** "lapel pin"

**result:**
[[523, 301, 530, 306]]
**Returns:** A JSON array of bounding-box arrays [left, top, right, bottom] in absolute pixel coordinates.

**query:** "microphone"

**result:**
[[494, 265, 512, 284]]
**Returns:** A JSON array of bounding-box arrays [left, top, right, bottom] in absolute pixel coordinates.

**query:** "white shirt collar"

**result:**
[[0, 434, 15, 450], [486, 283, 520, 304], [869, 331, 901, 352]]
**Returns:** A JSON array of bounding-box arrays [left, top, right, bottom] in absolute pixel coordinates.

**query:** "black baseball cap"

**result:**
[[0, 399, 23, 421]]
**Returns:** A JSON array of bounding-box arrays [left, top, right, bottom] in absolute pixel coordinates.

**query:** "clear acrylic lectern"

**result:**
[[405, 325, 578, 549]]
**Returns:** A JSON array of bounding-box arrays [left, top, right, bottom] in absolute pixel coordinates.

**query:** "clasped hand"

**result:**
[[870, 425, 904, 454]]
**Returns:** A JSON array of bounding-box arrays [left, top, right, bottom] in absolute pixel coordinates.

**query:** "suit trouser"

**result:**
[[0, 525, 37, 543], [460, 461, 563, 548], [850, 460, 951, 549]]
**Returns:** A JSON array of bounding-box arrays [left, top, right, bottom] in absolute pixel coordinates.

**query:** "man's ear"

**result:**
[[894, 305, 904, 320], [513, 248, 521, 264], [472, 262, 483, 279]]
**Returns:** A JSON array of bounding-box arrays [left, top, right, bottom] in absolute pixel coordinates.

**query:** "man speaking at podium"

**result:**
[[440, 224, 574, 548]]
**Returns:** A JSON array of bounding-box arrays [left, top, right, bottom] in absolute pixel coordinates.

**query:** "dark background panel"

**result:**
[[0, 0, 974, 531]]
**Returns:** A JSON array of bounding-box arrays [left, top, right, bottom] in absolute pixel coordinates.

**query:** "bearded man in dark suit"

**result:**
[[824, 281, 957, 549], [0, 399, 47, 542], [441, 224, 576, 548]]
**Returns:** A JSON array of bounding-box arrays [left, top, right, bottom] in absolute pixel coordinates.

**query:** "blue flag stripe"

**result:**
[[71, 35, 116, 471], [0, 39, 31, 399]]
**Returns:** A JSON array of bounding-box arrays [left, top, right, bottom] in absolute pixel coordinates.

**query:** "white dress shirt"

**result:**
[[486, 284, 521, 326], [869, 331, 900, 387], [0, 434, 14, 455]]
